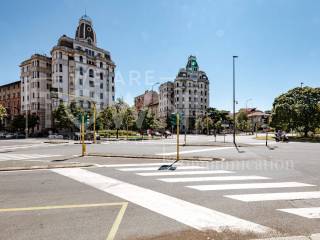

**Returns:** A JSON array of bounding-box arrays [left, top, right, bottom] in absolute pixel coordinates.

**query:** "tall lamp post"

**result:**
[[233, 56, 238, 146]]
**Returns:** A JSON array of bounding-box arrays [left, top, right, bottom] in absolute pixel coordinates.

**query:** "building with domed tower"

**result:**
[[159, 56, 209, 130], [19, 15, 116, 133], [51, 15, 116, 110]]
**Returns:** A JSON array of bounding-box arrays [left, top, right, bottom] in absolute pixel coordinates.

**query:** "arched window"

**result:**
[[89, 69, 94, 78], [79, 67, 83, 76]]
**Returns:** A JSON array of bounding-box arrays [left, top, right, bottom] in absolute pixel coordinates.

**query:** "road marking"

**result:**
[[225, 191, 320, 202], [187, 182, 315, 191], [156, 147, 233, 156], [0, 154, 62, 161], [278, 207, 320, 219], [159, 176, 269, 183], [137, 170, 234, 176], [106, 202, 128, 240], [0, 202, 128, 240], [97, 163, 177, 168], [117, 166, 204, 172], [52, 168, 271, 233]]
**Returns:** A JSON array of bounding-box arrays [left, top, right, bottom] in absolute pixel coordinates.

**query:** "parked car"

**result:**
[[48, 133, 63, 139], [5, 133, 14, 139], [0, 132, 6, 139]]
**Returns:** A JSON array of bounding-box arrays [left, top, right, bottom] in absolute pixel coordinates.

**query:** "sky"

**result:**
[[0, 0, 320, 111]]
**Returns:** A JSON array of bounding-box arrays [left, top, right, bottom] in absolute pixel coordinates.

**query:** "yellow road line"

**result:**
[[0, 202, 127, 212], [0, 202, 129, 240], [106, 202, 128, 240]]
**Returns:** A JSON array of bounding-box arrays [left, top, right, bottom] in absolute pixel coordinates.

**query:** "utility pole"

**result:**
[[233, 56, 238, 146], [93, 102, 96, 144], [176, 113, 180, 162]]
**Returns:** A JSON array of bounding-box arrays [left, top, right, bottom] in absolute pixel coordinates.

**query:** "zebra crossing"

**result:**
[[0, 153, 62, 161], [102, 162, 320, 221]]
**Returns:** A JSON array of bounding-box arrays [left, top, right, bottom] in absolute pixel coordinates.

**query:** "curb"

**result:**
[[88, 153, 224, 162], [0, 163, 94, 172]]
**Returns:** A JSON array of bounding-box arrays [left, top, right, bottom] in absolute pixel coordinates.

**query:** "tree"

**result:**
[[236, 110, 249, 132], [270, 87, 320, 136], [10, 114, 39, 133], [195, 117, 204, 133], [0, 105, 7, 130], [0, 104, 7, 121], [53, 103, 75, 131], [207, 108, 231, 133], [203, 116, 213, 134]]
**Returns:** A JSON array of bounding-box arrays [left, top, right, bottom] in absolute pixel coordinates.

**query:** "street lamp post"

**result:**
[[233, 56, 238, 146]]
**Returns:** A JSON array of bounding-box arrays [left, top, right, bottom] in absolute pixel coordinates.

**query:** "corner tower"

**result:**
[[75, 15, 97, 46]]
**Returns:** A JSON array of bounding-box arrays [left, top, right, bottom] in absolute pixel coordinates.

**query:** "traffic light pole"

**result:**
[[93, 103, 96, 144], [81, 113, 86, 156], [176, 113, 180, 162]]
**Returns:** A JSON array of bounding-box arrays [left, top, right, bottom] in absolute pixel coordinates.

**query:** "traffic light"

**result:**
[[170, 112, 184, 126]]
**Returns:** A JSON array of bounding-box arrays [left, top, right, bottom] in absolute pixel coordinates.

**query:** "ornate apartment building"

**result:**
[[0, 81, 21, 128], [51, 15, 115, 111], [18, 15, 115, 132], [20, 54, 52, 131], [159, 56, 209, 129]]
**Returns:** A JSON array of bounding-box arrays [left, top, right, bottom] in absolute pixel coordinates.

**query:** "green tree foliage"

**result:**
[[0, 104, 7, 121], [236, 110, 250, 132], [271, 87, 320, 136], [207, 108, 231, 133], [10, 114, 39, 133], [53, 103, 75, 131]]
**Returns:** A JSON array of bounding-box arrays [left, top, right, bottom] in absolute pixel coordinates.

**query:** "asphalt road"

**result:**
[[0, 135, 319, 240]]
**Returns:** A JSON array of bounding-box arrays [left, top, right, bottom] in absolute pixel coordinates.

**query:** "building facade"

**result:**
[[134, 90, 159, 117], [51, 15, 115, 111], [20, 54, 52, 132], [159, 56, 209, 129], [0, 81, 21, 128]]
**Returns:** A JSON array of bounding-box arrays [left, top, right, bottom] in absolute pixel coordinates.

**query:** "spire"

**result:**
[[186, 55, 199, 73]]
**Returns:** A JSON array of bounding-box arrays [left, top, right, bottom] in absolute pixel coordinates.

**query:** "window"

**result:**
[[88, 102, 91, 108], [59, 76, 63, 83], [79, 79, 83, 85], [79, 101, 83, 108], [79, 56, 83, 62], [59, 64, 63, 72], [112, 77, 114, 83], [90, 92, 94, 98], [59, 52, 62, 59], [100, 83, 103, 89], [89, 69, 94, 78], [112, 86, 114, 92], [80, 67, 83, 75], [100, 62, 103, 68], [100, 93, 103, 99], [100, 73, 103, 80], [89, 81, 94, 87], [80, 90, 83, 96]]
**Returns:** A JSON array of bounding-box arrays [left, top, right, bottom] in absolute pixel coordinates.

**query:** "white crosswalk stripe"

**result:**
[[278, 207, 320, 219], [0, 154, 62, 161], [187, 182, 315, 191], [158, 176, 269, 183], [137, 170, 234, 176], [117, 166, 204, 172], [97, 163, 179, 168], [225, 191, 320, 202], [52, 168, 271, 233]]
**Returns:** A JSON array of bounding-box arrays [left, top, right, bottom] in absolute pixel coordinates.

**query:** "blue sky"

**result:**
[[0, 0, 320, 111]]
